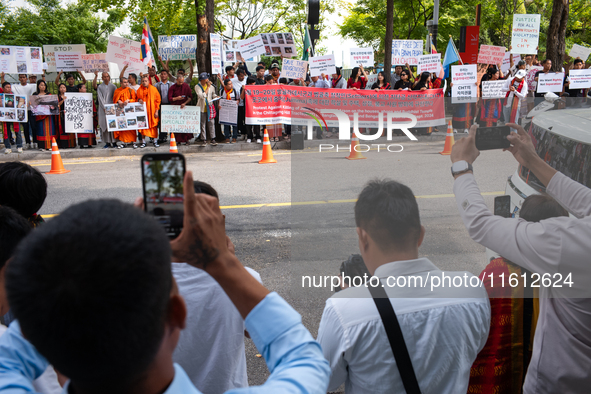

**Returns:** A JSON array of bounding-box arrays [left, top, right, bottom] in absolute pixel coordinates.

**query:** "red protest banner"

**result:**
[[477, 45, 506, 65], [243, 85, 446, 128]]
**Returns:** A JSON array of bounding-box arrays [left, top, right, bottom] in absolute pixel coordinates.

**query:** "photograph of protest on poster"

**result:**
[[30, 95, 59, 116]]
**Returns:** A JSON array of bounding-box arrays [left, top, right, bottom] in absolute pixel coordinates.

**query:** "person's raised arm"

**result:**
[[92, 71, 98, 91], [78, 71, 87, 84], [119, 64, 128, 82], [0, 72, 5, 84], [54, 71, 62, 85]]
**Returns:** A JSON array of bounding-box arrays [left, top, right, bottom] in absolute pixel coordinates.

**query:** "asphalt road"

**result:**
[[24, 140, 518, 389]]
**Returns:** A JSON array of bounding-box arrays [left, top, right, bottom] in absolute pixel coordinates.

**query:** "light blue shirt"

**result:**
[[0, 292, 330, 393]]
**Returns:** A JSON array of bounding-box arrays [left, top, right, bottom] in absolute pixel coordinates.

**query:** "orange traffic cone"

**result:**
[[170, 133, 178, 153], [259, 129, 277, 164], [46, 138, 70, 174], [439, 120, 455, 155], [346, 136, 367, 160]]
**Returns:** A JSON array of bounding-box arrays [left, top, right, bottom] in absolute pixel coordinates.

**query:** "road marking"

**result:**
[[41, 191, 503, 217], [30, 160, 117, 167]]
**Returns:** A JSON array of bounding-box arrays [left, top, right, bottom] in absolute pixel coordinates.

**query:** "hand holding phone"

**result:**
[[475, 126, 511, 151]]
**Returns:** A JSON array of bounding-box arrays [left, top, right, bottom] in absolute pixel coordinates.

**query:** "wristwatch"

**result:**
[[451, 160, 473, 177]]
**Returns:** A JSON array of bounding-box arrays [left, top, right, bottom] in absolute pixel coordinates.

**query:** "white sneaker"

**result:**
[[247, 139, 252, 143], [256, 139, 262, 144], [17, 147, 23, 153], [4, 149, 11, 154], [24, 143, 30, 150], [464, 129, 469, 133]]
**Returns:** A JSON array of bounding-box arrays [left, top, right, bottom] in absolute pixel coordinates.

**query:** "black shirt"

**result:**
[[66, 85, 79, 93], [256, 77, 265, 85], [394, 80, 412, 90]]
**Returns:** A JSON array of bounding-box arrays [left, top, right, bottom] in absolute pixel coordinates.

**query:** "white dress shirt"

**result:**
[[317, 258, 490, 394], [172, 263, 261, 394], [454, 171, 591, 394]]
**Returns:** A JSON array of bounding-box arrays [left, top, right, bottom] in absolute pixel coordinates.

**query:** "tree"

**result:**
[[545, 0, 568, 70], [383, 0, 393, 82]]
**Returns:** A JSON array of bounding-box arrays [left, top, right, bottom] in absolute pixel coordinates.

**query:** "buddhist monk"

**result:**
[[113, 77, 141, 149], [136, 75, 161, 147]]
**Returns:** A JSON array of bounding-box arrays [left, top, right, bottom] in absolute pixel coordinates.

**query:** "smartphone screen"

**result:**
[[494, 195, 512, 218], [141, 153, 186, 239], [475, 126, 512, 151]]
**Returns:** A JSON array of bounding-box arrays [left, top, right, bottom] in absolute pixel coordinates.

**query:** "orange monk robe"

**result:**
[[136, 84, 161, 139], [113, 87, 137, 143]]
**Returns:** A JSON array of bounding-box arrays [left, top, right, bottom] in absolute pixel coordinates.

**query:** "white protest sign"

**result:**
[[481, 80, 507, 98], [238, 35, 266, 59], [477, 45, 506, 65], [0, 94, 27, 122], [158, 35, 197, 61], [451, 64, 477, 85], [210, 34, 223, 75], [501, 52, 520, 73], [81, 53, 109, 73], [350, 48, 374, 68], [417, 53, 441, 74], [569, 44, 591, 61], [365, 74, 378, 90], [511, 14, 541, 54], [55, 52, 83, 72], [0, 46, 43, 74], [392, 40, 423, 65], [161, 105, 201, 133], [309, 54, 336, 77], [537, 72, 565, 93], [281, 58, 308, 80], [64, 93, 93, 133], [43, 44, 86, 72], [452, 84, 478, 103], [104, 101, 149, 131], [526, 66, 543, 91], [219, 99, 238, 125], [106, 35, 147, 77], [567, 69, 591, 89]]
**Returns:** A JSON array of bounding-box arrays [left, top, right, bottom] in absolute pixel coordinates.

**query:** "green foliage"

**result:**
[[0, 0, 121, 51]]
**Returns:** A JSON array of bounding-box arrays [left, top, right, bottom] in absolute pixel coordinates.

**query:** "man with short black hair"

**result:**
[[564, 58, 588, 105], [55, 70, 86, 92], [269, 63, 280, 82], [0, 172, 330, 394], [155, 69, 175, 144], [224, 65, 235, 80], [318, 179, 490, 393], [93, 70, 117, 148], [1, 81, 22, 154], [242, 76, 262, 143], [255, 66, 266, 85], [1, 72, 41, 149]]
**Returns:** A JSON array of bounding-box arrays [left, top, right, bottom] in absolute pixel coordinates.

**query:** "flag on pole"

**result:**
[[302, 28, 313, 61], [429, 34, 437, 54], [442, 37, 459, 79], [141, 16, 155, 67]]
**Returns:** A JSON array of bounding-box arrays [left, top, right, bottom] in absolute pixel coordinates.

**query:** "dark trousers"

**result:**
[[238, 106, 246, 136], [246, 124, 261, 140], [158, 104, 169, 142]]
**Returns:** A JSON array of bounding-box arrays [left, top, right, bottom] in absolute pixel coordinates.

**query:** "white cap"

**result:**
[[515, 69, 527, 79]]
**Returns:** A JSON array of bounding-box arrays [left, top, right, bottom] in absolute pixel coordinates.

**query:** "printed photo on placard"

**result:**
[[272, 47, 281, 55], [127, 118, 137, 127], [125, 106, 135, 114], [137, 116, 147, 128], [17, 109, 26, 121], [265, 46, 272, 56], [104, 104, 116, 116], [117, 117, 127, 129], [0, 47, 10, 55], [4, 109, 15, 120], [269, 34, 276, 44], [231, 41, 238, 49], [108, 119, 117, 129], [4, 94, 14, 108], [261, 34, 269, 45], [277, 33, 285, 45], [30, 48, 40, 60], [17, 62, 26, 73], [116, 106, 125, 116], [134, 104, 144, 112], [285, 33, 294, 45], [15, 96, 25, 109], [0, 94, 3, 107], [283, 47, 294, 56], [226, 51, 235, 62]]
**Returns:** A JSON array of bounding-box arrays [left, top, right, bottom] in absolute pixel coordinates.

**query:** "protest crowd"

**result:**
[[1, 7, 591, 394]]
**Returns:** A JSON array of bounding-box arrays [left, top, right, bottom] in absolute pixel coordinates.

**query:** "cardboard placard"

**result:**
[[238, 35, 266, 59], [567, 69, 591, 90], [417, 54, 441, 74], [81, 53, 109, 73], [569, 44, 591, 61], [219, 99, 238, 125], [477, 45, 506, 65], [392, 40, 423, 66], [481, 80, 507, 98]]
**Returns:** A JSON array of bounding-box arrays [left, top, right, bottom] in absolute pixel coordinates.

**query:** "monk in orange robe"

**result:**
[[136, 75, 161, 147], [113, 77, 139, 148]]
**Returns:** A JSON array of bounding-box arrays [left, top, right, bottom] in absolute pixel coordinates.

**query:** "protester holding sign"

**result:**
[[56, 83, 77, 149], [564, 59, 589, 104], [347, 66, 368, 89], [412, 72, 431, 90], [477, 68, 503, 127], [1, 82, 22, 154], [220, 79, 240, 143], [371, 72, 390, 91], [136, 75, 161, 147], [309, 73, 329, 89], [1, 72, 40, 149], [76, 83, 96, 148], [55, 71, 86, 93], [331, 68, 346, 89], [113, 78, 139, 149], [194, 73, 219, 146], [502, 69, 528, 125], [534, 59, 555, 97], [168, 74, 193, 145], [241, 76, 261, 143], [92, 71, 117, 149], [393, 70, 412, 90], [32, 80, 57, 151]]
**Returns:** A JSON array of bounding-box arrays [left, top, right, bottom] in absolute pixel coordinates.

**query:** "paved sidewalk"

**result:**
[[0, 131, 467, 162]]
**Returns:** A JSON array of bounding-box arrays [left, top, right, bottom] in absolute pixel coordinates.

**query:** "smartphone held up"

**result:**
[[475, 126, 512, 151], [141, 153, 186, 239]]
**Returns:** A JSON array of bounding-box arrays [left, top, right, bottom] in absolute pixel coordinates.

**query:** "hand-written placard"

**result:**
[[477, 45, 505, 65], [158, 35, 197, 61], [0, 94, 28, 122], [417, 54, 441, 74], [526, 66, 543, 91], [210, 34, 223, 75], [569, 44, 591, 61], [537, 72, 565, 93], [309, 54, 336, 77], [451, 65, 477, 85], [511, 14, 540, 54], [567, 69, 591, 90], [81, 53, 109, 73], [106, 35, 147, 76], [365, 74, 378, 90], [481, 80, 507, 98], [161, 105, 201, 133], [501, 52, 520, 73], [64, 93, 93, 133], [392, 40, 423, 65], [219, 99, 238, 125], [43, 44, 85, 72], [350, 48, 374, 68], [281, 59, 308, 80], [55, 52, 83, 72]]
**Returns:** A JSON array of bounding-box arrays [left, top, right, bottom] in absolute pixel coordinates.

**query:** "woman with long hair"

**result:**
[[347, 65, 368, 90], [412, 71, 431, 91], [56, 83, 76, 149], [477, 67, 503, 127], [32, 80, 56, 151], [76, 83, 96, 148], [371, 71, 390, 91], [393, 70, 412, 90]]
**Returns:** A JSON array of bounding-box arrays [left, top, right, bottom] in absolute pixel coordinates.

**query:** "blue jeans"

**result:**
[[3, 123, 22, 149], [224, 124, 238, 140]]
